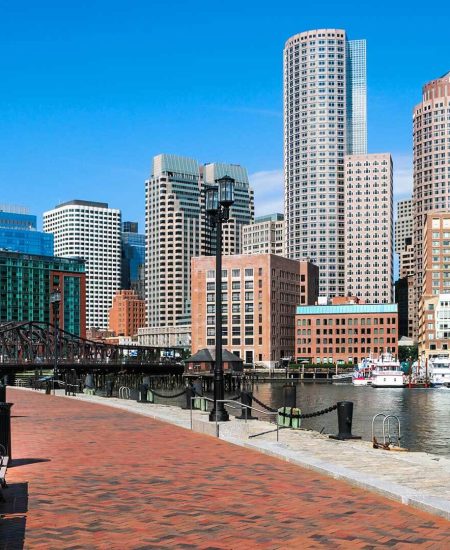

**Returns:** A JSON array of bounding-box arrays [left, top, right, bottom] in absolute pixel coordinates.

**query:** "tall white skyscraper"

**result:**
[[345, 153, 393, 303], [43, 200, 121, 330], [284, 28, 367, 297]]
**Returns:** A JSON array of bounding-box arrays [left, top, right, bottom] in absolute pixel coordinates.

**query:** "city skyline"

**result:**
[[2, 3, 449, 229]]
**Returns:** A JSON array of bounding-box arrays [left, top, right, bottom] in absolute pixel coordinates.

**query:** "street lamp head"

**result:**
[[217, 175, 235, 208], [205, 187, 219, 214]]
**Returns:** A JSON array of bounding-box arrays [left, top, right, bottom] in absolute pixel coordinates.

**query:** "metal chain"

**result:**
[[150, 389, 186, 399], [252, 395, 337, 418], [278, 404, 338, 419], [252, 395, 277, 412]]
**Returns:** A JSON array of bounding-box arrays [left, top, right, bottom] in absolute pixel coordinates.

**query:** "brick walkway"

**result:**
[[1, 389, 450, 549]]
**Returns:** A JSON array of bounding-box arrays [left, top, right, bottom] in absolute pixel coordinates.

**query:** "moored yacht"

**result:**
[[371, 353, 405, 388], [429, 356, 450, 387], [352, 356, 376, 386]]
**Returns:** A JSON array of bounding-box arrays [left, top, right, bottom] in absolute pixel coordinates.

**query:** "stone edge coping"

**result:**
[[9, 387, 450, 521]]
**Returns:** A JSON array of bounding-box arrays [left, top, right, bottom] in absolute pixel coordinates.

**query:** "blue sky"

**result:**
[[1, 0, 449, 229]]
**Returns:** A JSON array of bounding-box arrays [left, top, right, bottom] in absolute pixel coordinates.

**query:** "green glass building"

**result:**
[[0, 251, 86, 336]]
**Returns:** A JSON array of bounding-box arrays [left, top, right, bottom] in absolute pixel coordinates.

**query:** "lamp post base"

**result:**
[[209, 408, 230, 422]]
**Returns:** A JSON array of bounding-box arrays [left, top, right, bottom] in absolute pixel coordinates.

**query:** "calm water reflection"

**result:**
[[250, 382, 450, 455]]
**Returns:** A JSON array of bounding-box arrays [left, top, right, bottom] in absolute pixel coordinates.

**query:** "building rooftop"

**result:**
[[55, 200, 109, 209], [254, 213, 284, 223], [297, 303, 398, 315]]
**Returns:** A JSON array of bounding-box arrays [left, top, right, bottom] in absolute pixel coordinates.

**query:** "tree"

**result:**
[[398, 345, 418, 363]]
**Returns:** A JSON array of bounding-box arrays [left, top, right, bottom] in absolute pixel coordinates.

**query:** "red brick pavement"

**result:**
[[1, 388, 450, 549]]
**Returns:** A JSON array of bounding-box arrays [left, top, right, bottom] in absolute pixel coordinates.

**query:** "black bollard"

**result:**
[[237, 391, 256, 419], [0, 403, 13, 459], [283, 384, 296, 408], [0, 383, 5, 403], [185, 386, 195, 409], [138, 383, 148, 403], [330, 401, 361, 440]]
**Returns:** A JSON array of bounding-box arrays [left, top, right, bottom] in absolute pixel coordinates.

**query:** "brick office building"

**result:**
[[295, 296, 398, 365], [191, 254, 319, 367], [108, 289, 146, 337]]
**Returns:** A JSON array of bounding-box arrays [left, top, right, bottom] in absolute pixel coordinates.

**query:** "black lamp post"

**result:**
[[206, 175, 235, 422], [50, 289, 61, 395]]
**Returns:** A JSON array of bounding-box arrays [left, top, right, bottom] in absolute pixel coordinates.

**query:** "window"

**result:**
[[232, 281, 240, 289], [232, 292, 240, 301], [207, 293, 214, 302], [245, 280, 253, 289], [245, 268, 253, 277], [245, 292, 254, 301], [232, 269, 240, 277], [245, 303, 254, 312], [207, 270, 215, 278], [232, 303, 240, 313]]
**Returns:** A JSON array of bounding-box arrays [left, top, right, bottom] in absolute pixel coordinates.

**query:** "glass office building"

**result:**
[[121, 222, 145, 300], [0, 211, 54, 256], [0, 251, 86, 336], [346, 39, 367, 155]]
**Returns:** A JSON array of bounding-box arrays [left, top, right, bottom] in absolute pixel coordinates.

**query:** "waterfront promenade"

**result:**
[[1, 389, 450, 548]]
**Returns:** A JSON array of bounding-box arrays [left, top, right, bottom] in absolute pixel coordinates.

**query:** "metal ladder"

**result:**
[[372, 413, 401, 447]]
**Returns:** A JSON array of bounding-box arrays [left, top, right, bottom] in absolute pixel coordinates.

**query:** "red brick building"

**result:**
[[295, 296, 398, 365], [108, 290, 146, 337], [191, 254, 319, 367]]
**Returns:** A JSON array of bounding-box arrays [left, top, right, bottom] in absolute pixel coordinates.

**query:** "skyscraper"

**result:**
[[344, 153, 393, 303], [43, 200, 121, 330], [203, 163, 254, 256], [284, 28, 367, 297], [121, 221, 145, 300], [145, 154, 203, 329], [413, 72, 450, 335], [144, 154, 254, 334], [395, 198, 414, 278]]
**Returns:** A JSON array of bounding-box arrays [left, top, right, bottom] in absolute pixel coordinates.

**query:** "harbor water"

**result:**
[[250, 382, 450, 456]]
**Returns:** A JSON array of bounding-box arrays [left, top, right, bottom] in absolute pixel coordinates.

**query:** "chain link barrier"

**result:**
[[252, 395, 337, 419], [150, 388, 187, 399]]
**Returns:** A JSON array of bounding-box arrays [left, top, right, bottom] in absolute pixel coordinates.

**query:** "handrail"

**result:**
[[372, 412, 401, 446]]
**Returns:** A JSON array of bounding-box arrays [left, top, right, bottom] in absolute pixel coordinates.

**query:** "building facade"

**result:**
[[242, 214, 285, 256], [145, 154, 254, 335], [43, 200, 121, 330], [146, 154, 203, 329], [418, 211, 450, 358], [284, 29, 367, 297], [0, 209, 54, 256], [413, 72, 450, 335], [108, 289, 146, 337], [295, 297, 398, 365], [0, 250, 86, 336], [203, 163, 254, 256], [137, 325, 191, 349], [395, 199, 414, 274], [191, 254, 319, 367], [344, 153, 393, 303], [121, 221, 145, 300]]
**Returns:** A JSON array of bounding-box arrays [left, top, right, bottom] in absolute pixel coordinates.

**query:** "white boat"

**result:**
[[429, 357, 450, 387], [332, 372, 353, 383], [371, 353, 405, 388], [352, 357, 375, 386]]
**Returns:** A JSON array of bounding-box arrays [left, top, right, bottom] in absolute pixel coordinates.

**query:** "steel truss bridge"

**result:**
[[0, 321, 184, 376]]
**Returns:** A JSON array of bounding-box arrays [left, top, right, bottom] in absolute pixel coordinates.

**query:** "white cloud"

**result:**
[[393, 154, 413, 200], [249, 169, 284, 217]]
